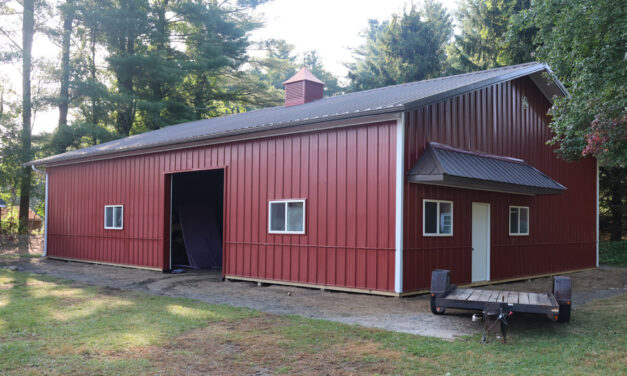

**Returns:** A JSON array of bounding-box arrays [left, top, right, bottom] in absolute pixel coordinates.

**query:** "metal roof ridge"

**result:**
[[428, 142, 527, 164], [310, 62, 544, 104]]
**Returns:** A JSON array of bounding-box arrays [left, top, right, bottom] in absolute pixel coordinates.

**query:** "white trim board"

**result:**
[[394, 114, 405, 293], [596, 161, 599, 267]]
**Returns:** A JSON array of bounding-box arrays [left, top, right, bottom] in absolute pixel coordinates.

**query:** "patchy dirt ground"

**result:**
[[130, 315, 405, 376], [0, 234, 43, 256], [1, 253, 625, 340]]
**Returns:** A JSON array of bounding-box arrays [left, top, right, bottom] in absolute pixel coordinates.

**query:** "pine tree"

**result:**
[[446, 0, 533, 74], [347, 1, 453, 91]]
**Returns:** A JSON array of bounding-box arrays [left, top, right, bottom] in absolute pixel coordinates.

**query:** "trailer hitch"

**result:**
[[481, 306, 512, 344]]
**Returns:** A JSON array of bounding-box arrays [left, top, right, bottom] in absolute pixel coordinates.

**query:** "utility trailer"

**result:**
[[430, 270, 572, 342]]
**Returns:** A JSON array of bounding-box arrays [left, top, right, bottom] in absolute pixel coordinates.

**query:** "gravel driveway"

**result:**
[[1, 257, 625, 340]]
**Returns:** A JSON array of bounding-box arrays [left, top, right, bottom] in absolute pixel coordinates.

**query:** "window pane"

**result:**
[[519, 207, 529, 234], [424, 201, 437, 234], [113, 207, 123, 228], [105, 207, 113, 228], [439, 202, 452, 234], [510, 208, 519, 234], [270, 202, 286, 231], [287, 202, 304, 232]]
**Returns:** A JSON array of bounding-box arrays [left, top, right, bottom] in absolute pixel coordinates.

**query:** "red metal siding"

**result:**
[[402, 76, 596, 291], [47, 121, 398, 292]]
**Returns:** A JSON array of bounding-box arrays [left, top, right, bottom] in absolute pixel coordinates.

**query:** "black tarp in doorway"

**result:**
[[177, 204, 222, 269]]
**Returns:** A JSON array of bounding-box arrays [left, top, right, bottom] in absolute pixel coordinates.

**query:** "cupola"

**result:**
[[282, 67, 325, 107]]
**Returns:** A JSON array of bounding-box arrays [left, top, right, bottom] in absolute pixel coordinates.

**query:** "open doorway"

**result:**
[[170, 169, 224, 270]]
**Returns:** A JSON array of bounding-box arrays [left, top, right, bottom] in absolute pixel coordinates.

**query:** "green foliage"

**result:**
[[511, 0, 626, 167], [0, 101, 22, 202], [447, 0, 533, 74], [599, 241, 627, 266], [302, 50, 343, 96], [347, 1, 453, 91], [34, 0, 276, 159], [248, 41, 343, 101], [599, 167, 626, 241]]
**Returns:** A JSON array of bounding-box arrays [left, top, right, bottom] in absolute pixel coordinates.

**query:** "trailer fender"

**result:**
[[553, 276, 572, 323]]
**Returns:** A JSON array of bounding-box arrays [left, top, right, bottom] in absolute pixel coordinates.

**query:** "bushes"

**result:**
[[599, 241, 627, 266]]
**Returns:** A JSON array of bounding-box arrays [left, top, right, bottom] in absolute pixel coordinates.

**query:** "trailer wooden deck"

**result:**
[[437, 288, 559, 316], [430, 270, 572, 322], [445, 288, 557, 307]]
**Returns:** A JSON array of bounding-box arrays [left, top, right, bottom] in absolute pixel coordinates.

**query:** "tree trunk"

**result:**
[[18, 0, 35, 234], [58, 0, 75, 129], [115, 36, 136, 136]]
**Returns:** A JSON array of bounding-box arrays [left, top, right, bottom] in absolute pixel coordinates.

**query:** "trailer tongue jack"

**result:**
[[430, 270, 572, 343]]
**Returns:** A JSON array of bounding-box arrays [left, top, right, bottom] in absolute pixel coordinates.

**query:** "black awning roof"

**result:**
[[407, 143, 567, 195]]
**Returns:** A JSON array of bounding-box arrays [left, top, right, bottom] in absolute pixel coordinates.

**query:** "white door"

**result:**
[[472, 202, 490, 282]]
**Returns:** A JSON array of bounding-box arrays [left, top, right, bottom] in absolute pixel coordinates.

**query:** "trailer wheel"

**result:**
[[430, 295, 446, 315], [557, 304, 571, 323]]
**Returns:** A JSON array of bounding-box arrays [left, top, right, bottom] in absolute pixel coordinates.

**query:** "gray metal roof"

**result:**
[[407, 142, 567, 195], [29, 62, 565, 167]]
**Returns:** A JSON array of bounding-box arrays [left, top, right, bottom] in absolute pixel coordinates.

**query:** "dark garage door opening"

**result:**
[[170, 169, 224, 270]]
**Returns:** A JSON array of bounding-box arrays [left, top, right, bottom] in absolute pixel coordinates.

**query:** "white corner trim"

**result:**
[[596, 161, 600, 267], [44, 173, 48, 256], [394, 114, 405, 293]]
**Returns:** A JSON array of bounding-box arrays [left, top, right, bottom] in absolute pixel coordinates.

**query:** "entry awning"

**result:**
[[407, 143, 567, 195]]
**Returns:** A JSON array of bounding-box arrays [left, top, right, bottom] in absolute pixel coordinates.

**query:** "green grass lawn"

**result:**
[[600, 241, 627, 266], [1, 269, 625, 375], [0, 254, 42, 259]]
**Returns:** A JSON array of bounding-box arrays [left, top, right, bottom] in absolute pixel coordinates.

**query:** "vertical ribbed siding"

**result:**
[[47, 120, 398, 292], [402, 76, 596, 291]]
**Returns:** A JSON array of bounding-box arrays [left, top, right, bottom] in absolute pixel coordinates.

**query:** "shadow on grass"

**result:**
[[1, 269, 625, 375], [0, 269, 257, 375], [276, 296, 627, 374]]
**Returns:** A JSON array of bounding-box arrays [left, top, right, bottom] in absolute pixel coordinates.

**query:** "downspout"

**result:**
[[31, 165, 48, 257]]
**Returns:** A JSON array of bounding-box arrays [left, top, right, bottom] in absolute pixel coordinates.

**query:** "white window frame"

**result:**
[[423, 199, 454, 237], [104, 205, 124, 230], [268, 199, 306, 235], [509, 206, 529, 236]]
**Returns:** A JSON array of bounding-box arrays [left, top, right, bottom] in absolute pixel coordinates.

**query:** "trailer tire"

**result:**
[[557, 304, 571, 323], [430, 295, 445, 315]]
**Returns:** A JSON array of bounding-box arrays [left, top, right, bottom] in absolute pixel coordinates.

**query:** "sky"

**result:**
[[1, 0, 458, 135], [250, 0, 457, 77]]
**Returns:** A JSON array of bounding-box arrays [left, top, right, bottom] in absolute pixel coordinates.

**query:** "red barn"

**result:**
[[27, 63, 598, 295]]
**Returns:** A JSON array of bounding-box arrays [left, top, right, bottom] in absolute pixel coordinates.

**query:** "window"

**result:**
[[423, 199, 453, 236], [509, 206, 529, 235], [104, 205, 123, 230], [269, 200, 305, 234]]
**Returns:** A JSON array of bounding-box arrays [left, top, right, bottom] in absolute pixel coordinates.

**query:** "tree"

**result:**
[[248, 42, 344, 101], [18, 0, 35, 233], [251, 39, 298, 90], [57, 0, 75, 130], [347, 1, 453, 91], [446, 0, 533, 73], [511, 0, 626, 239], [0, 83, 22, 212], [511, 0, 626, 166], [599, 167, 626, 241], [302, 50, 343, 96], [346, 19, 389, 92]]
